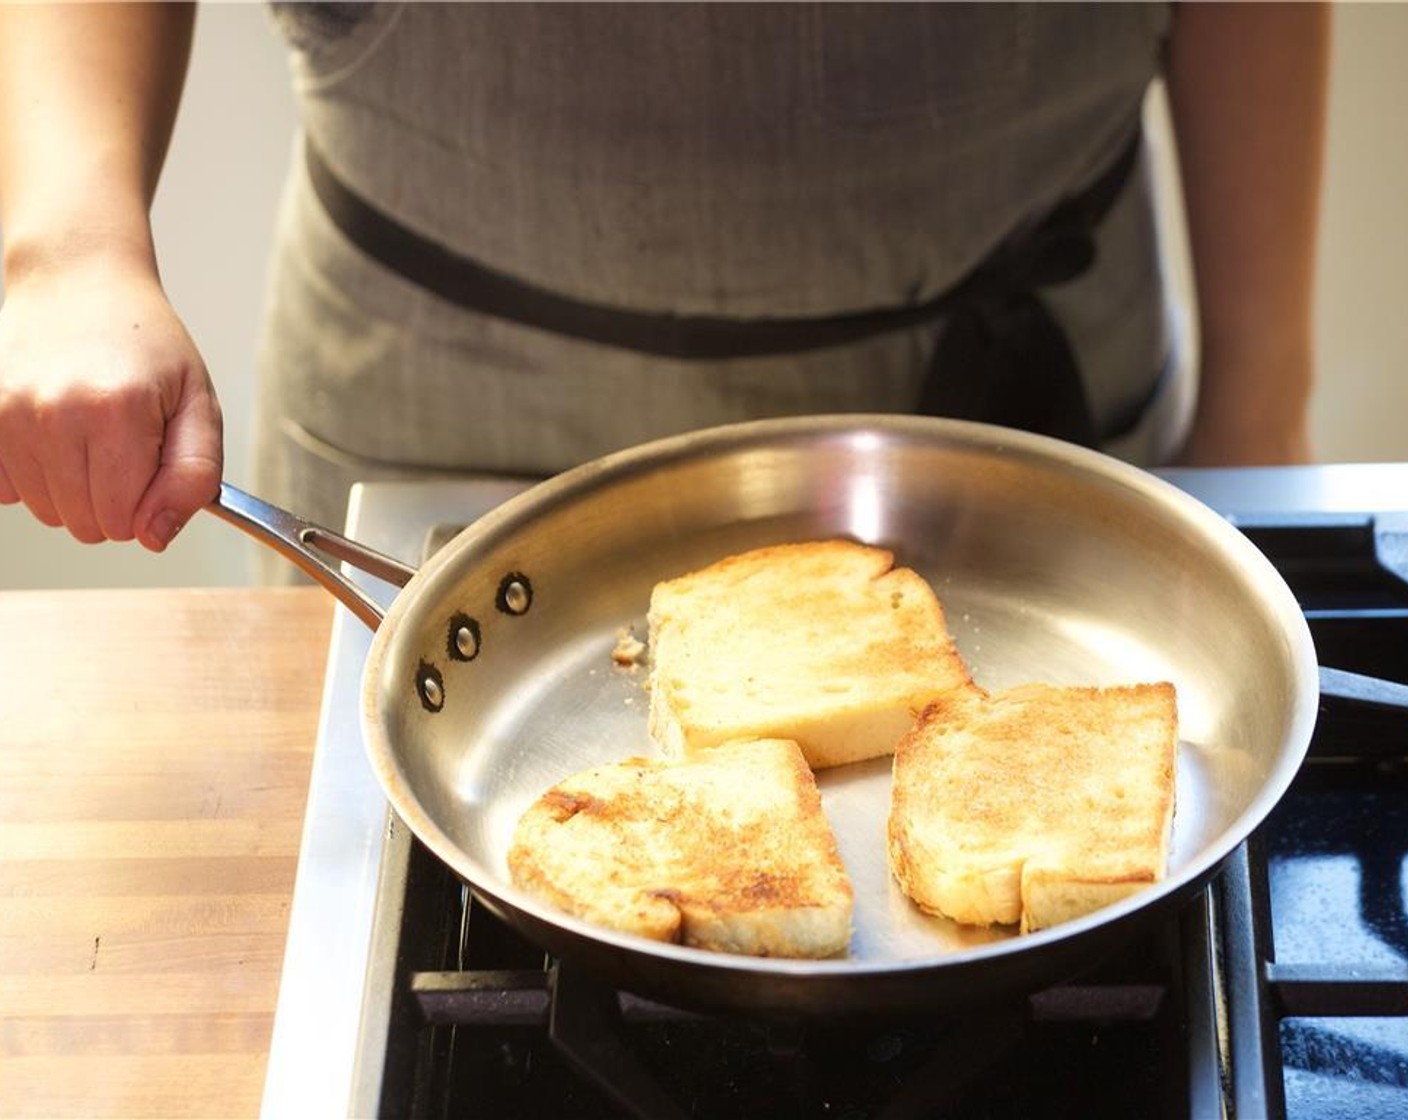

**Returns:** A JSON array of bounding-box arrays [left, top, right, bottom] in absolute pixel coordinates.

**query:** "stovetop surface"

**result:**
[[362, 784, 1408, 1120], [260, 463, 1408, 1119], [421, 944, 1181, 1119], [1268, 784, 1408, 1119]]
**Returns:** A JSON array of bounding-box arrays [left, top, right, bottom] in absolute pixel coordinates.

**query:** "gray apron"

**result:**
[[252, 2, 1186, 579]]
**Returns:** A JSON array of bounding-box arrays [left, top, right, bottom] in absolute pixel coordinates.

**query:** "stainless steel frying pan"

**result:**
[[211, 414, 1319, 1018]]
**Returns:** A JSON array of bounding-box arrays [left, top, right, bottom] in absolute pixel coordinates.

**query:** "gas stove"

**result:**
[[259, 465, 1408, 1119]]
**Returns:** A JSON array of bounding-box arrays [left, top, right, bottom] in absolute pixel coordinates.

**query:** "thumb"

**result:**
[[133, 379, 224, 553]]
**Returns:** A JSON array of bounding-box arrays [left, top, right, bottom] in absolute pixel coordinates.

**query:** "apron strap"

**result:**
[[918, 130, 1145, 448], [306, 127, 1142, 442]]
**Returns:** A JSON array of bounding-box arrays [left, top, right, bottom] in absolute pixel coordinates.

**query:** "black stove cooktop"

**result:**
[[351, 511, 1408, 1120]]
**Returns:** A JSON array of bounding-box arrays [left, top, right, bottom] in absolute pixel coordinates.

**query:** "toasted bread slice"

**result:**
[[888, 682, 1177, 933], [508, 738, 853, 957], [647, 540, 981, 770]]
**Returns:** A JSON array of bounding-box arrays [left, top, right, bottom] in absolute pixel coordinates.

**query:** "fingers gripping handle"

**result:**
[[207, 482, 417, 630]]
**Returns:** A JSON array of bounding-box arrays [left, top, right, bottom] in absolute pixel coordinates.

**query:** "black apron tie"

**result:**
[[918, 137, 1141, 448], [306, 127, 1141, 447]]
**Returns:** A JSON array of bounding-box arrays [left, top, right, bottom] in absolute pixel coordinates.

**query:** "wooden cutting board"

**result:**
[[0, 587, 332, 1119]]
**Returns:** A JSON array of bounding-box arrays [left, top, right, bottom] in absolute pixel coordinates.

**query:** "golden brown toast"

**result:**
[[508, 738, 854, 957], [887, 682, 1177, 933], [647, 540, 982, 770]]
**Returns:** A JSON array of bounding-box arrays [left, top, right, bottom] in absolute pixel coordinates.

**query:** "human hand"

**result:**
[[1173, 347, 1314, 468], [0, 252, 222, 550], [1175, 414, 1313, 468]]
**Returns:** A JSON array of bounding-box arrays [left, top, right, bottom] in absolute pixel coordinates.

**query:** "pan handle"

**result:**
[[1315, 665, 1408, 755], [206, 482, 417, 630]]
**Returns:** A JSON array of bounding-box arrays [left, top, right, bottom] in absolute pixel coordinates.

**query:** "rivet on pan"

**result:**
[[497, 572, 533, 616], [448, 613, 481, 662], [417, 661, 445, 713]]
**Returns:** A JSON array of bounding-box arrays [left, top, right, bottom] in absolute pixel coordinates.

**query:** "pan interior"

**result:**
[[370, 420, 1311, 966]]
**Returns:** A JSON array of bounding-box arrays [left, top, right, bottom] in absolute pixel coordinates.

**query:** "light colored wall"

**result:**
[[1311, 3, 1408, 463], [0, 3, 1404, 590]]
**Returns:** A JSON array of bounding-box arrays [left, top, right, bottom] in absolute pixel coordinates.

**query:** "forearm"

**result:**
[[0, 2, 195, 282], [1166, 2, 1330, 460], [0, 3, 218, 550]]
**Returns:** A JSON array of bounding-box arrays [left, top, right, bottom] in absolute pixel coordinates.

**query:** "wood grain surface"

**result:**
[[0, 588, 332, 1119]]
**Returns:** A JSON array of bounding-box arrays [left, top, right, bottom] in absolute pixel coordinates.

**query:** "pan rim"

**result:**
[[359, 413, 1320, 981]]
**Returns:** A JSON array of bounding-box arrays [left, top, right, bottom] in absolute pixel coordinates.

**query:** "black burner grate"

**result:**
[[1222, 514, 1408, 1119], [351, 513, 1408, 1120], [361, 837, 1197, 1119]]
